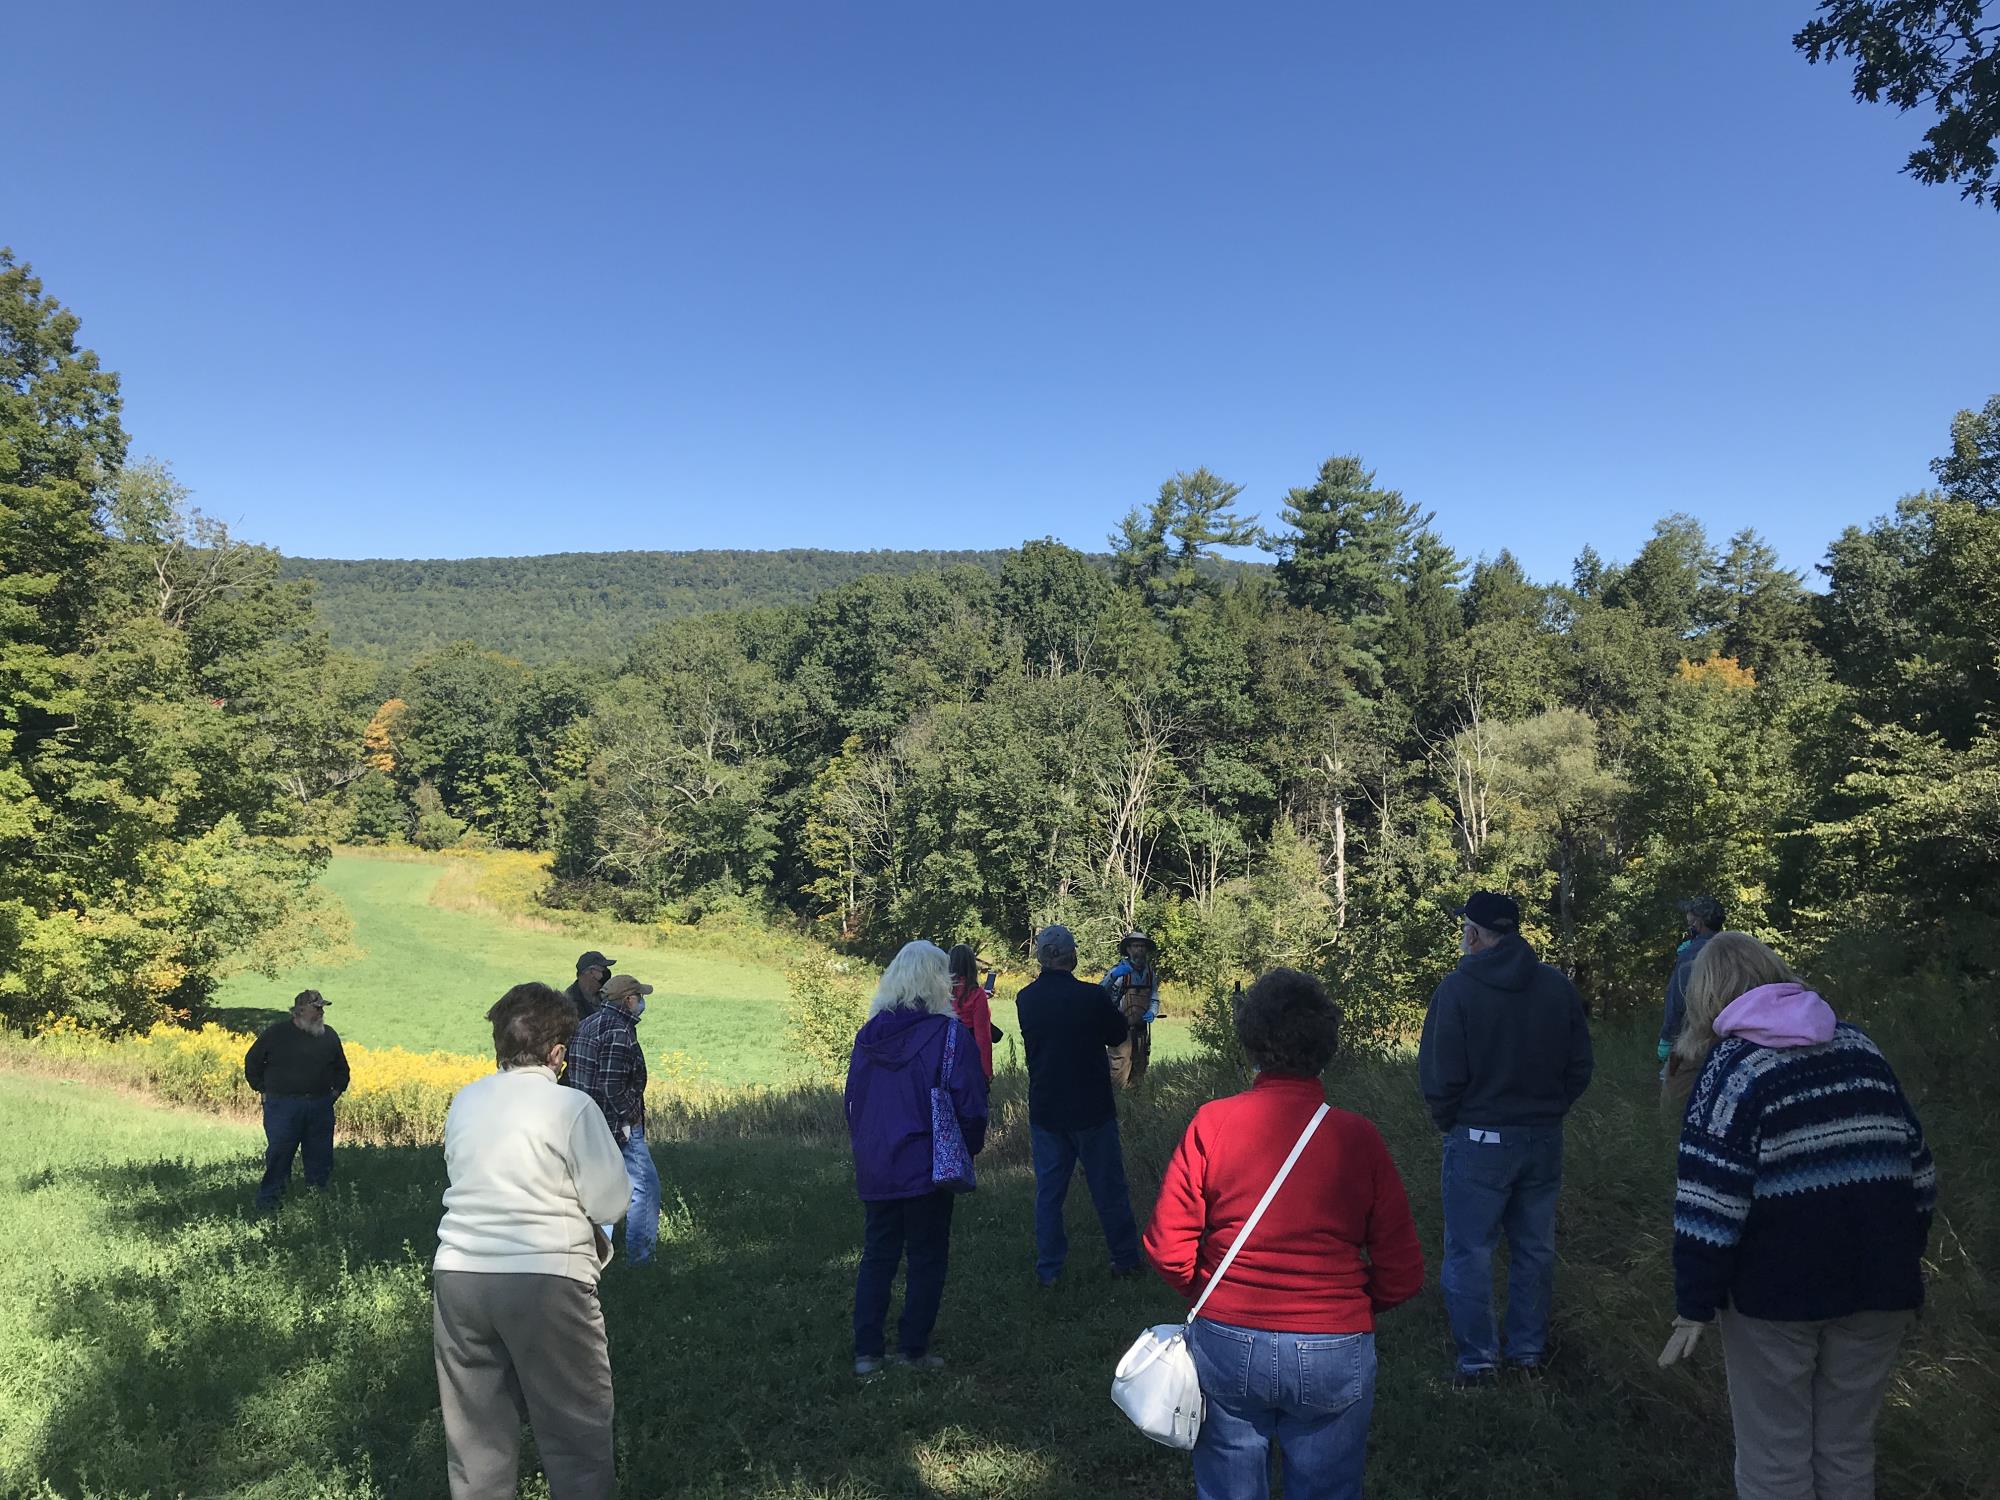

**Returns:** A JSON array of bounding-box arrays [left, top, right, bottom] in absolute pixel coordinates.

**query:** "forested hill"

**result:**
[[280, 549, 1019, 663]]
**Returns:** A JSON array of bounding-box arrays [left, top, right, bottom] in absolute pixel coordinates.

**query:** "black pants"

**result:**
[[852, 1190, 956, 1358], [258, 1094, 334, 1207]]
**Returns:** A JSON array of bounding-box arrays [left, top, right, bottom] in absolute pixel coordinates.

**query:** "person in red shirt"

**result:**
[[946, 944, 997, 1080], [1143, 967, 1424, 1500]]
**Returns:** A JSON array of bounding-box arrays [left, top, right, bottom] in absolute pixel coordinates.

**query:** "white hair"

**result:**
[[870, 940, 953, 1018]]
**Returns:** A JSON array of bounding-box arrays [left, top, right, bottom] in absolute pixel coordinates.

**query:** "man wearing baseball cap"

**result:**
[[565, 951, 614, 1022], [564, 971, 660, 1265], [1658, 896, 1724, 1065], [243, 989, 350, 1210], [1418, 892, 1594, 1387]]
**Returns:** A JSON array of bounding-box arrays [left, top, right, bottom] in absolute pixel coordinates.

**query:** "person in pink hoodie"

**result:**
[[1659, 932, 1935, 1500]]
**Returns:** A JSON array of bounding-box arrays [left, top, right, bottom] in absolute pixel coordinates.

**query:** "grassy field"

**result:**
[[1, 1031, 1987, 1499], [210, 852, 798, 1087], [208, 850, 1195, 1087]]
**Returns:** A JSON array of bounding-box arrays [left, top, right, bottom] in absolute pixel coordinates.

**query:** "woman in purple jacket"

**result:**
[[845, 940, 989, 1376]]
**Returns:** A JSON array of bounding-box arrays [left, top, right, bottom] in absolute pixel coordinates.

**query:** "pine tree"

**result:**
[[1267, 456, 1429, 653]]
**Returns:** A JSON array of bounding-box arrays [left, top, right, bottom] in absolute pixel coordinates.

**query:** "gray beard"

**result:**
[[293, 1016, 325, 1037]]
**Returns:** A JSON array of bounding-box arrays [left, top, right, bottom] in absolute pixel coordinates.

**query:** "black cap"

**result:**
[[1678, 896, 1725, 931], [576, 951, 615, 974], [1452, 892, 1520, 934]]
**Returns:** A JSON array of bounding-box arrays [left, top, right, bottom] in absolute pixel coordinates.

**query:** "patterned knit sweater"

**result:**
[[1674, 1022, 1935, 1322]]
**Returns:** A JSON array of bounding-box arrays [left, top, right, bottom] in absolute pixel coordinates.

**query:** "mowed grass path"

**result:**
[[210, 850, 1196, 1087], [211, 853, 797, 1086]]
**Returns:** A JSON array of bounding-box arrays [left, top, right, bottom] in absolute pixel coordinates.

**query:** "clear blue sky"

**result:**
[[10, 1, 1994, 581]]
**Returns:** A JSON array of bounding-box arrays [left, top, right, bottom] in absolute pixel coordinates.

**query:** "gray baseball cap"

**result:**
[[1034, 925, 1078, 967]]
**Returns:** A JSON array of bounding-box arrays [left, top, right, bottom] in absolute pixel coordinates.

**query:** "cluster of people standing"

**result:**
[[239, 896, 1936, 1500]]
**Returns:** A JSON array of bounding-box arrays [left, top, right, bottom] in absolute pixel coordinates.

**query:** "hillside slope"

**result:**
[[282, 548, 1017, 663]]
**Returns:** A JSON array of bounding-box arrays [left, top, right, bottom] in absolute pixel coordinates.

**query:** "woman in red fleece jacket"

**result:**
[[1143, 968, 1424, 1500], [946, 944, 996, 1079]]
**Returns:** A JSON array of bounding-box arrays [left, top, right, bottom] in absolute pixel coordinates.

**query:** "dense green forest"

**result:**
[[284, 550, 1023, 664], [4, 247, 1998, 1076]]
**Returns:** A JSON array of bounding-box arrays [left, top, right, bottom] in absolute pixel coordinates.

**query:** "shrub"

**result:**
[[783, 952, 867, 1084], [0, 1021, 737, 1148]]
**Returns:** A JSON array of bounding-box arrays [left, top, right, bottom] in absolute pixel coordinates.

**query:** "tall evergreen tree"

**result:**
[[1112, 467, 1259, 616], [1711, 528, 1813, 680], [1266, 456, 1424, 634]]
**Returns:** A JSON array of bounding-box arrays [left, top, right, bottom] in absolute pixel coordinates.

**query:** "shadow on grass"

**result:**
[[19, 1034, 1991, 1498]]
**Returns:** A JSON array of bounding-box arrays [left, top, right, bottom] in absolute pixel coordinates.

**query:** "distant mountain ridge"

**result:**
[[281, 548, 1024, 665]]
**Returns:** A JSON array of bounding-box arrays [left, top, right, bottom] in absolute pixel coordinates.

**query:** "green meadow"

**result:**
[[212, 851, 800, 1087], [209, 850, 1193, 1087], [2, 1041, 1990, 1498], [2, 856, 1986, 1499]]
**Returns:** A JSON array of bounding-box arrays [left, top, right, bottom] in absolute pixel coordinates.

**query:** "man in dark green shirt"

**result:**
[[244, 990, 350, 1210]]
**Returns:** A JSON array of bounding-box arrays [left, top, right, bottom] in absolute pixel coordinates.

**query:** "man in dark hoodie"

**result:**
[[1418, 892, 1594, 1386], [1015, 924, 1143, 1285]]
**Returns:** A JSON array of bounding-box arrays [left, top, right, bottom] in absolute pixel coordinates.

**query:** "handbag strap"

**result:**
[[1187, 1102, 1330, 1324], [937, 1014, 957, 1088]]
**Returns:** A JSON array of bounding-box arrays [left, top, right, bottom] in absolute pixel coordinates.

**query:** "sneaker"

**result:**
[[1451, 1367, 1499, 1391], [894, 1352, 946, 1372], [853, 1356, 883, 1377], [1505, 1360, 1547, 1381], [1109, 1264, 1144, 1279]]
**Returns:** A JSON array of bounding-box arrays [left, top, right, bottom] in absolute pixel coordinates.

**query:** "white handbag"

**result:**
[[1110, 1102, 1330, 1450]]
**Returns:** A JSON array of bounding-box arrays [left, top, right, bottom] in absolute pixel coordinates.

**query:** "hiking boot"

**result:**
[[853, 1356, 884, 1377], [895, 1352, 946, 1372], [1505, 1360, 1547, 1381], [1109, 1264, 1145, 1280], [1451, 1367, 1499, 1391]]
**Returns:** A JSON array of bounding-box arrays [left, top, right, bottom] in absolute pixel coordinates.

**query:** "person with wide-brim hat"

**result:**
[[1103, 931, 1160, 1089]]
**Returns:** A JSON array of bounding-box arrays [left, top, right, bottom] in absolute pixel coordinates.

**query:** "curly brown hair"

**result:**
[[486, 982, 578, 1069], [1234, 968, 1341, 1076]]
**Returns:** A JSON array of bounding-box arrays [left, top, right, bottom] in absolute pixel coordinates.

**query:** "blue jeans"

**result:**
[[599, 1126, 662, 1265], [1030, 1120, 1141, 1282], [258, 1094, 334, 1208], [1439, 1124, 1563, 1373], [852, 1190, 956, 1358], [1189, 1319, 1378, 1500]]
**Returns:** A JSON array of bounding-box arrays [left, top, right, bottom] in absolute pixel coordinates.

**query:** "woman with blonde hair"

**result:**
[[1659, 932, 1935, 1499], [843, 940, 989, 1376]]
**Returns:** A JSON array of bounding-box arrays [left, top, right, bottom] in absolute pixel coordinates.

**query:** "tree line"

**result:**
[[5, 246, 1997, 1053]]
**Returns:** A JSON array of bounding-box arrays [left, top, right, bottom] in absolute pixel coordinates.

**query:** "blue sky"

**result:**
[[9, 1, 1994, 582]]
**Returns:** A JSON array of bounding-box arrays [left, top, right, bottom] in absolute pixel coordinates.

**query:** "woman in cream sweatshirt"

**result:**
[[434, 982, 632, 1500]]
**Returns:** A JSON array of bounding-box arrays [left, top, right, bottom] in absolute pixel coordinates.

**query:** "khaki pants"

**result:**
[[1718, 1306, 1915, 1500], [1107, 1019, 1151, 1090], [433, 1270, 615, 1500]]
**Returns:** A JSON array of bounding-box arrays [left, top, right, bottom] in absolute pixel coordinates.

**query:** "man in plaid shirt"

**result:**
[[565, 972, 661, 1266]]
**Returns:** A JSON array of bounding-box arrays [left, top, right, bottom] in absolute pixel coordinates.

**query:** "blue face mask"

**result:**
[[630, 996, 646, 1020]]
